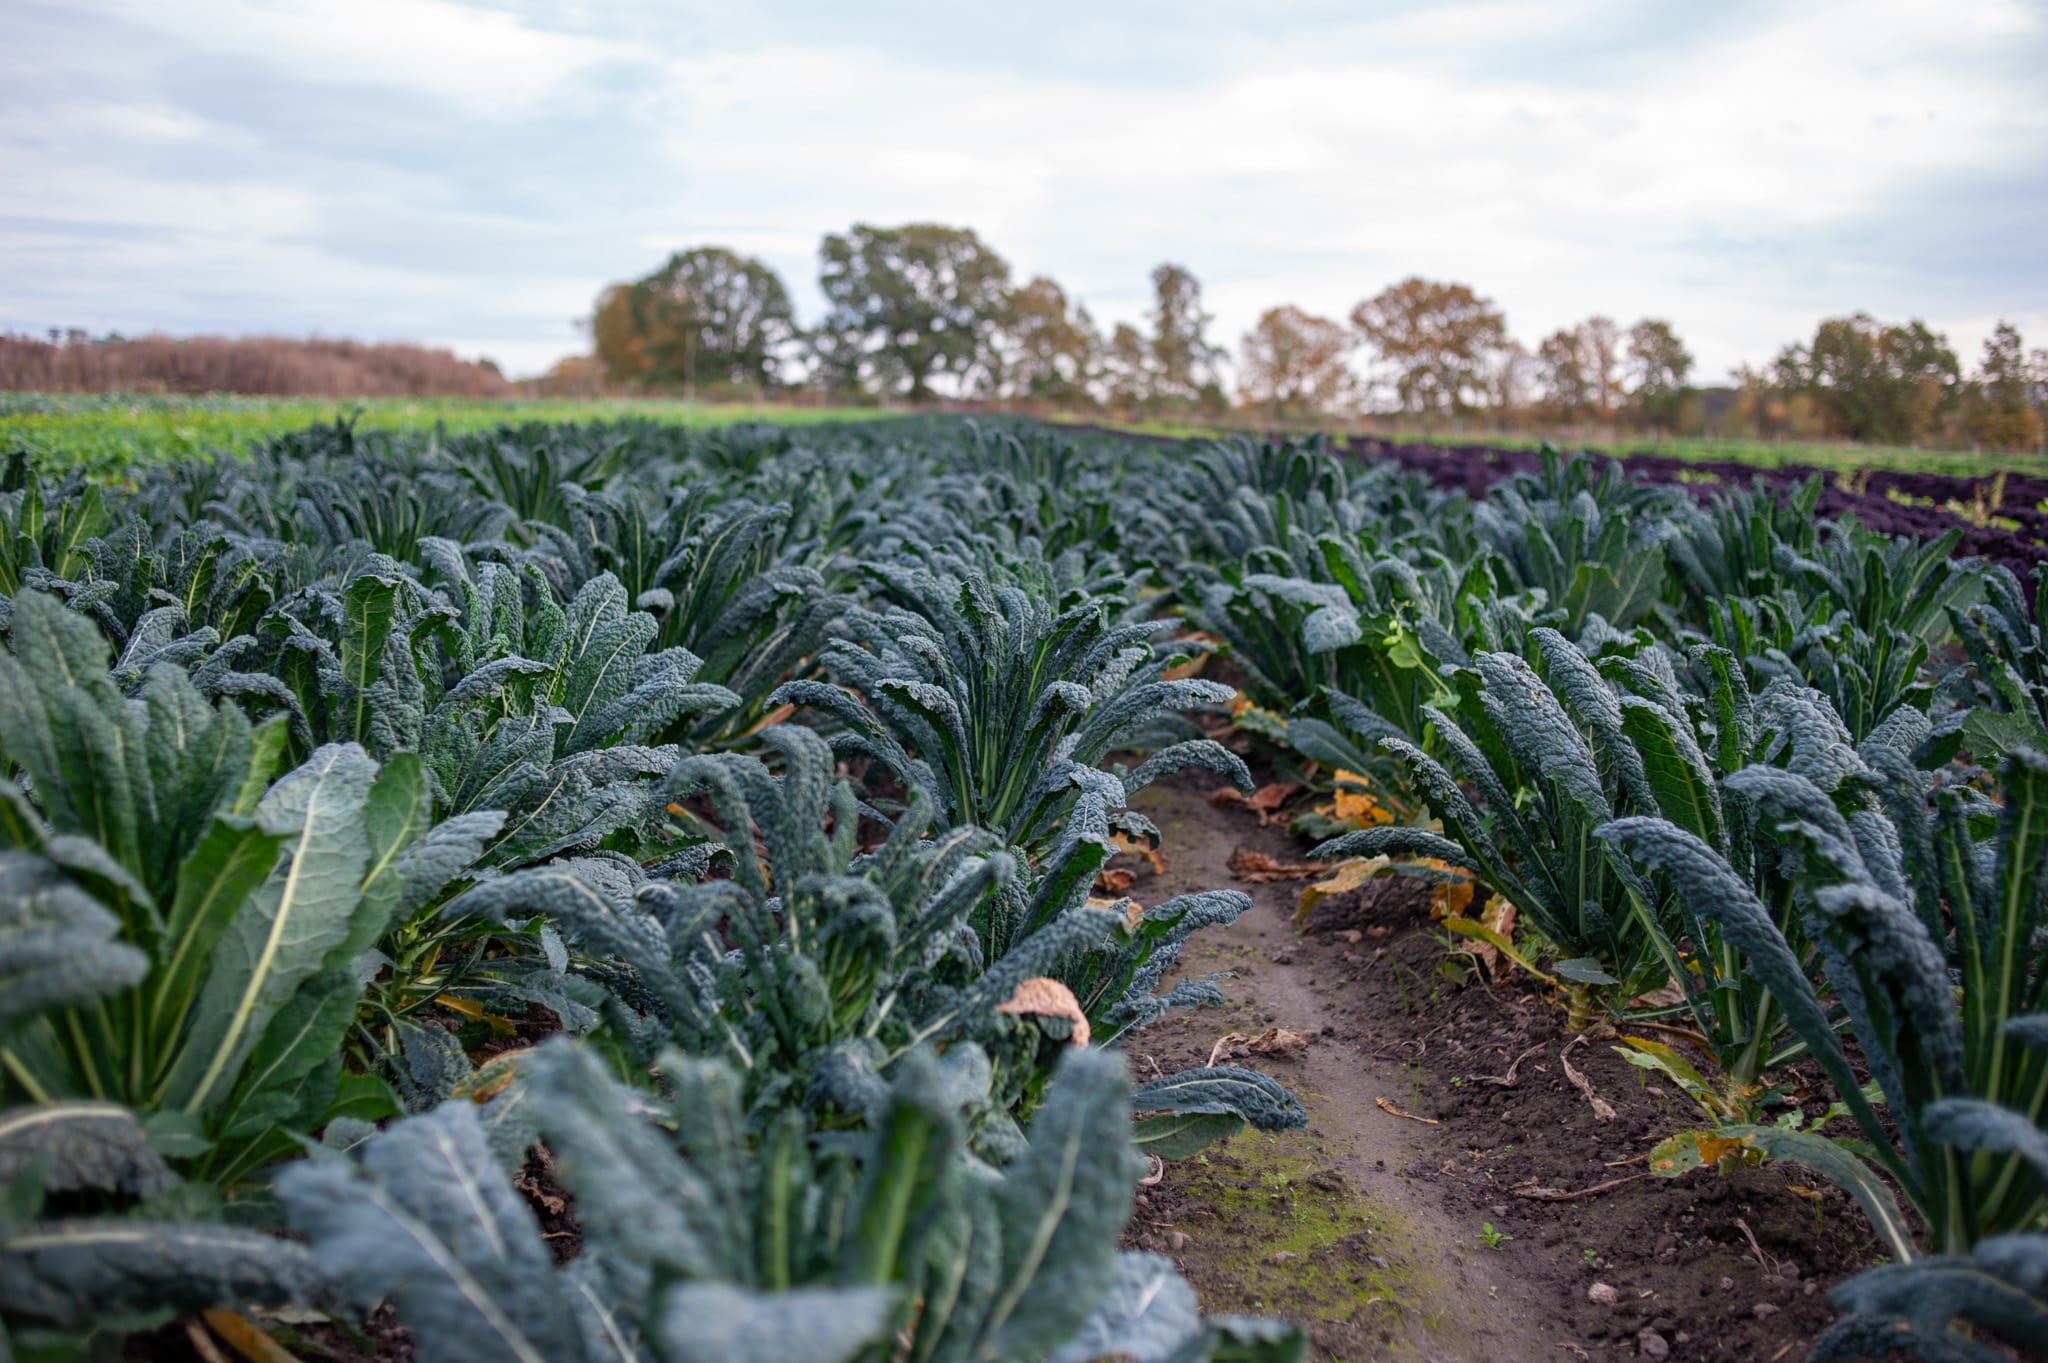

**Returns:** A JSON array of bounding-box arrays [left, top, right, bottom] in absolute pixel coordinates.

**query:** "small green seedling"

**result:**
[[1477, 1221, 1513, 1250]]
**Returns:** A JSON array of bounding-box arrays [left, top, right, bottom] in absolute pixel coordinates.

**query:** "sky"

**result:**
[[3, 0, 2045, 384]]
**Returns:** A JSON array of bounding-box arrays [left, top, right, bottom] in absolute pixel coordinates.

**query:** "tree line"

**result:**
[[588, 223, 2044, 451]]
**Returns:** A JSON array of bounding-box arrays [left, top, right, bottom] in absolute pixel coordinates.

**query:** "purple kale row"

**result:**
[[1343, 437, 2048, 581]]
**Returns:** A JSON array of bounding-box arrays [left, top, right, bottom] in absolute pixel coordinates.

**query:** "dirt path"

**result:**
[[1122, 778, 1561, 1362], [1122, 774, 1884, 1363]]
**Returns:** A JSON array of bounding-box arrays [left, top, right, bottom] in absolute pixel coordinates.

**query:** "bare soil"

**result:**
[[1119, 770, 1889, 1363]]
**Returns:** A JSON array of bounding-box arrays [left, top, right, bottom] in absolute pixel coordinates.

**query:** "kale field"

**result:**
[[2, 414, 2045, 1363]]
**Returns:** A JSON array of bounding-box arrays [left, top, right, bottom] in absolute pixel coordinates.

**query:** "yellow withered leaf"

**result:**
[[453, 1049, 528, 1104], [1295, 855, 1391, 922], [1329, 771, 1394, 829], [200, 1310, 302, 1363], [1648, 1127, 1752, 1177], [439, 995, 517, 1037]]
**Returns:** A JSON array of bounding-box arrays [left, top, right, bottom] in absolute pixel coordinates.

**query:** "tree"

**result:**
[[1625, 319, 1695, 431], [1148, 263, 1226, 407], [816, 223, 1012, 401], [1963, 322, 2043, 452], [1527, 316, 1631, 424], [1578, 315, 1623, 417], [1535, 328, 1595, 421], [1774, 313, 1959, 444], [1237, 305, 1354, 418], [639, 247, 797, 393], [1350, 277, 1508, 417], [994, 276, 1099, 404], [1625, 319, 1693, 397], [1487, 338, 1536, 422], [591, 282, 658, 384], [591, 248, 797, 393], [1101, 322, 1152, 413]]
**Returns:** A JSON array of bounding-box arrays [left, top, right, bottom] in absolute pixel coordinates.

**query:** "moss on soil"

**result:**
[[1164, 1124, 1443, 1342]]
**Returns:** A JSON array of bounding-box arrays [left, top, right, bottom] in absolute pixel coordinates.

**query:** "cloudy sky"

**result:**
[[4, 0, 2045, 382]]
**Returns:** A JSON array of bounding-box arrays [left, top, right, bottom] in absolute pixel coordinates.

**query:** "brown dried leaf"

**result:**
[[1374, 1097, 1440, 1125], [1226, 848, 1325, 882], [1466, 895, 1515, 978], [1560, 1035, 1618, 1122], [1094, 867, 1139, 894], [1207, 1026, 1311, 1066], [1207, 781, 1299, 825], [997, 977, 1092, 1047], [1631, 979, 1687, 1009], [514, 1162, 568, 1217]]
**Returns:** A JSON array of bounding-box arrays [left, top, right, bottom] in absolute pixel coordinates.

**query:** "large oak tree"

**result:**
[[592, 246, 796, 392], [1350, 277, 1507, 417], [994, 276, 1100, 404], [1237, 305, 1354, 418], [816, 223, 1011, 400]]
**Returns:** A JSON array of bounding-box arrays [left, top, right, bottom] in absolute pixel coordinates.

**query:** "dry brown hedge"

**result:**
[[1, 333, 515, 397]]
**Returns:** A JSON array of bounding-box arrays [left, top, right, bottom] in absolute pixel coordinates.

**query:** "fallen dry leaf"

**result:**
[[1560, 1035, 1617, 1122], [997, 977, 1091, 1047], [1509, 1173, 1647, 1201], [514, 1161, 568, 1216], [1094, 867, 1139, 894], [1207, 1026, 1311, 1066], [1227, 848, 1325, 882], [1631, 979, 1687, 1009], [1375, 1097, 1440, 1125], [1208, 781, 1300, 825]]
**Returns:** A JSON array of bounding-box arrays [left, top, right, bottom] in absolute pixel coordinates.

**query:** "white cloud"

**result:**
[[86, 0, 629, 117], [1, 0, 2042, 380]]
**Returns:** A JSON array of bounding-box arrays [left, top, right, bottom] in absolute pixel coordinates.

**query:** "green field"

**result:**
[[0, 392, 888, 471], [4, 390, 2037, 480]]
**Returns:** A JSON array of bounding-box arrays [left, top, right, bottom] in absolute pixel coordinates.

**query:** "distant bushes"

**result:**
[[0, 332, 514, 397]]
